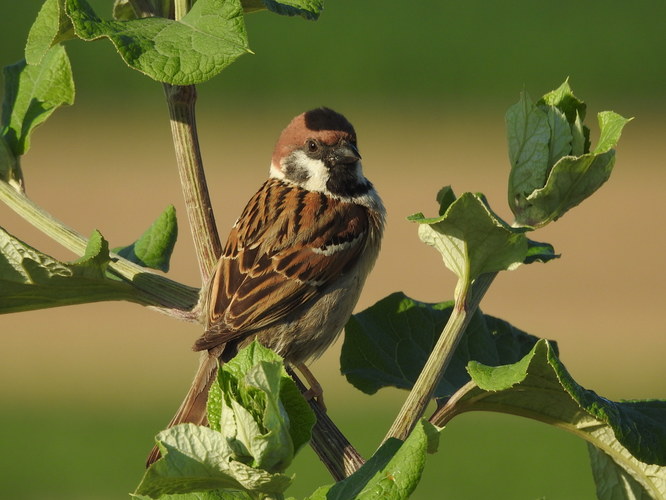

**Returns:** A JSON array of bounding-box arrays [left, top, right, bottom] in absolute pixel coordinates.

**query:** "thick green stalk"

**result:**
[[173, 0, 190, 20], [163, 83, 221, 284], [0, 179, 199, 315], [384, 272, 497, 442]]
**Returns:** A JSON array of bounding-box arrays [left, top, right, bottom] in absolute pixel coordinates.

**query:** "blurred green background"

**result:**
[[1, 1, 665, 499]]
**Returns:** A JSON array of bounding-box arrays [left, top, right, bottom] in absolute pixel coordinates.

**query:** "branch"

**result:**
[[383, 272, 497, 442], [288, 368, 365, 480], [0, 179, 199, 316], [163, 83, 221, 284]]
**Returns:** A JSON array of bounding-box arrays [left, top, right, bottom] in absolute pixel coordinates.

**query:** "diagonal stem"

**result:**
[[288, 368, 365, 480], [383, 272, 497, 442]]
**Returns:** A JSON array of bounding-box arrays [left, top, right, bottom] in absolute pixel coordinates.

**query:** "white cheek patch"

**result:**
[[283, 150, 330, 193]]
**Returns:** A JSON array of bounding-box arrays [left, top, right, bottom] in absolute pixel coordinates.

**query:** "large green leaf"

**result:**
[[447, 340, 666, 497], [65, 0, 251, 85], [0, 227, 144, 313], [1, 44, 74, 157], [115, 205, 178, 272], [341, 292, 551, 398], [306, 420, 441, 500]]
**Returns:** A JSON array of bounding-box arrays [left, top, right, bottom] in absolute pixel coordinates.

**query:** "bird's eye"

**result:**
[[306, 139, 319, 153]]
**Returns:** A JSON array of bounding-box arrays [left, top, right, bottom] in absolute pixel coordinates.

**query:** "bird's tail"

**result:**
[[145, 350, 220, 467]]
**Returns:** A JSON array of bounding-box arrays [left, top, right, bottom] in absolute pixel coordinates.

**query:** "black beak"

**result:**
[[329, 141, 361, 165]]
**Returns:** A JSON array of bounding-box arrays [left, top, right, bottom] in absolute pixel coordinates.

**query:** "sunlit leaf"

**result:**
[[115, 205, 178, 272], [1, 44, 74, 156], [306, 420, 441, 500], [65, 0, 250, 85]]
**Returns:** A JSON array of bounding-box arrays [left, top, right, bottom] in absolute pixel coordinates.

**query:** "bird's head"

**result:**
[[270, 107, 372, 198]]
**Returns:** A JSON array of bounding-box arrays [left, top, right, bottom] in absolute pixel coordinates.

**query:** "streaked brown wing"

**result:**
[[197, 179, 369, 349]]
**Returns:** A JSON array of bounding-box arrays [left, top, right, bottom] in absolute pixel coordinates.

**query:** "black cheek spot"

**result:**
[[283, 156, 310, 183]]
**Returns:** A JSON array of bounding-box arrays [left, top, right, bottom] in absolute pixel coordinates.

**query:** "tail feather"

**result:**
[[145, 351, 220, 467]]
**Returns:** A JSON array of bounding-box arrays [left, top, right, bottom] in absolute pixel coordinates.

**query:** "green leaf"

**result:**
[[115, 205, 178, 272], [587, 444, 663, 500], [506, 91, 551, 201], [524, 238, 559, 264], [537, 78, 587, 124], [74, 229, 111, 276], [543, 106, 572, 169], [0, 227, 145, 313], [25, 0, 75, 65], [595, 111, 633, 154], [306, 420, 441, 500], [138, 344, 312, 498], [341, 292, 551, 398], [409, 190, 529, 282], [277, 368, 317, 455], [571, 110, 588, 156], [241, 0, 324, 19], [1, 44, 74, 156], [135, 424, 292, 498], [65, 0, 251, 85], [520, 150, 616, 227], [455, 340, 666, 493], [207, 341, 314, 472], [507, 81, 631, 228]]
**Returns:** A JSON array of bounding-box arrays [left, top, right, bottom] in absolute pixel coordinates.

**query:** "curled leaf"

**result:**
[[506, 80, 631, 227]]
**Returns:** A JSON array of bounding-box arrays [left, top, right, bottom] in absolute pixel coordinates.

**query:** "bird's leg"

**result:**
[[294, 362, 326, 411]]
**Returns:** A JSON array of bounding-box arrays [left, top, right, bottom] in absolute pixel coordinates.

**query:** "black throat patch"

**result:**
[[326, 164, 371, 198]]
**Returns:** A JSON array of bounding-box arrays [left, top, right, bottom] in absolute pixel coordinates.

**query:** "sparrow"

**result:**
[[147, 107, 385, 465]]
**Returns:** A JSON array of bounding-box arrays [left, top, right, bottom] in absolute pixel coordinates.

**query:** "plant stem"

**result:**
[[288, 368, 365, 480], [0, 179, 199, 316], [163, 83, 221, 285], [428, 380, 477, 427], [173, 0, 190, 20], [383, 272, 497, 442]]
